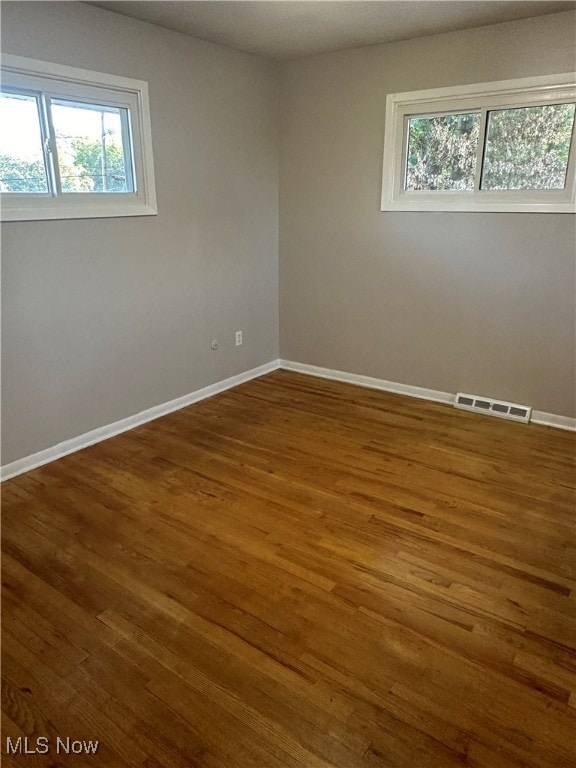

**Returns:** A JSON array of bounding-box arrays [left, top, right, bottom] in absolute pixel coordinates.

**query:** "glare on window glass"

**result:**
[[405, 112, 480, 191], [481, 104, 576, 191], [0, 92, 49, 193], [50, 99, 134, 193]]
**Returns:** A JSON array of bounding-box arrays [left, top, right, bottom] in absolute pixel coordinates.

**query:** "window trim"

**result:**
[[1, 54, 157, 222], [381, 73, 576, 213]]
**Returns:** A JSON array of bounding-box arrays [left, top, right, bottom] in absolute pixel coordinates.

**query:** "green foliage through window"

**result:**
[[0, 137, 127, 194], [0, 93, 132, 194], [403, 102, 575, 194], [406, 113, 480, 191], [481, 104, 576, 191], [60, 136, 128, 193], [0, 155, 47, 193]]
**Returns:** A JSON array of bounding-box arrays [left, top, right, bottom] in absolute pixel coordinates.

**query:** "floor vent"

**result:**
[[455, 393, 531, 423]]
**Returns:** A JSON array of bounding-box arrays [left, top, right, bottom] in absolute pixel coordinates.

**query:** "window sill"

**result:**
[[2, 201, 158, 223], [381, 198, 576, 213]]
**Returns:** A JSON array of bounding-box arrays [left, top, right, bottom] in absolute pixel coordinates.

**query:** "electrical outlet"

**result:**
[[235, 331, 243, 347], [211, 339, 219, 350]]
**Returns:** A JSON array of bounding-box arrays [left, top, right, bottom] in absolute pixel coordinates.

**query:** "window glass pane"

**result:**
[[51, 99, 134, 193], [481, 104, 575, 191], [405, 112, 480, 191], [0, 92, 49, 193]]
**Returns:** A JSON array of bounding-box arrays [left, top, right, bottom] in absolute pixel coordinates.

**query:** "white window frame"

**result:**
[[0, 54, 157, 222], [381, 73, 576, 213]]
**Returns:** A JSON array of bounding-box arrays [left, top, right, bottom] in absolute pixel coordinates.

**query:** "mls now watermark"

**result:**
[[6, 736, 99, 755]]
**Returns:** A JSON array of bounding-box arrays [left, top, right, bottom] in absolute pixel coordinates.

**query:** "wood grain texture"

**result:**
[[2, 370, 575, 767]]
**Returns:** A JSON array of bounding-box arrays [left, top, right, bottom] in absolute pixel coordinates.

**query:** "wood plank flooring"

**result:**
[[2, 370, 575, 767]]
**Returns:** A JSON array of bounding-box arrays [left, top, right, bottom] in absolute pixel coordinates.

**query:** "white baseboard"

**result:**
[[279, 359, 454, 404], [279, 360, 576, 432], [530, 410, 576, 431], [1, 360, 281, 482]]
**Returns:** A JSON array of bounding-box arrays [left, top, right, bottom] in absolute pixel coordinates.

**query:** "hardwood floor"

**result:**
[[2, 370, 575, 768]]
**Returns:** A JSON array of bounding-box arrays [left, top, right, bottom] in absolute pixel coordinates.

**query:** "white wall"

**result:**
[[279, 12, 576, 418], [1, 2, 279, 464]]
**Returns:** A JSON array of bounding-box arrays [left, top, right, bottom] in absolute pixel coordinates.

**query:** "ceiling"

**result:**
[[91, 1, 576, 60]]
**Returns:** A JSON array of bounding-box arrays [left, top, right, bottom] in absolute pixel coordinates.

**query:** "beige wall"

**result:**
[[1, 2, 279, 464], [279, 11, 576, 418]]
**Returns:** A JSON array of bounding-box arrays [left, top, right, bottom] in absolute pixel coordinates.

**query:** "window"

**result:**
[[381, 74, 576, 213], [0, 54, 157, 221]]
